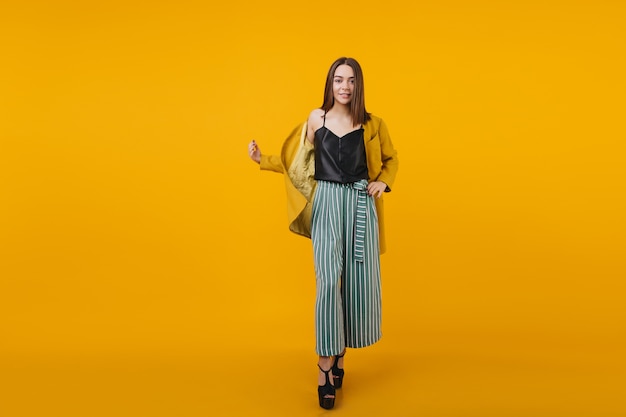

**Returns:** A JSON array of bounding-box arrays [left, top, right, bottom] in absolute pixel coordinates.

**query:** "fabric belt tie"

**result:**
[[351, 180, 369, 263]]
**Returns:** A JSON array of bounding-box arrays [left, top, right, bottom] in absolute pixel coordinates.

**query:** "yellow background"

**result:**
[[1, 1, 624, 416]]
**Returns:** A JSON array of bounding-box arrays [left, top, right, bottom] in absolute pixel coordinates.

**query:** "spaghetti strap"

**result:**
[[323, 111, 326, 127]]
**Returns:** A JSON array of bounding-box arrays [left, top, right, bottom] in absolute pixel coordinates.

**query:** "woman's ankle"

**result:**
[[318, 356, 332, 370]]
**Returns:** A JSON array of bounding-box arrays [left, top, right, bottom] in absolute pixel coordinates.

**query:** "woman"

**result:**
[[248, 57, 398, 409]]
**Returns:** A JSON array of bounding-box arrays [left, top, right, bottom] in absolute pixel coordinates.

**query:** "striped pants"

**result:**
[[311, 180, 382, 357]]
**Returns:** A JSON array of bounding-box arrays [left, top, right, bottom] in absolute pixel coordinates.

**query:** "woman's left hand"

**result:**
[[367, 181, 387, 198]]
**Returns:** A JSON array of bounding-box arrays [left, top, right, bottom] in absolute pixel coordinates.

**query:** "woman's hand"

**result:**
[[367, 181, 387, 198], [248, 140, 261, 164]]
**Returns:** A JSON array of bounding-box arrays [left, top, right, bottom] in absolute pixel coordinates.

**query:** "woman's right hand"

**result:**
[[248, 140, 261, 164]]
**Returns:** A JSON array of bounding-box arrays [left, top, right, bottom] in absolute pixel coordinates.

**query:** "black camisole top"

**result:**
[[314, 114, 368, 184]]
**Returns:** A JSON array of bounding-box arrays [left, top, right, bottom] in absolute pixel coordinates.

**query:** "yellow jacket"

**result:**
[[259, 114, 399, 254]]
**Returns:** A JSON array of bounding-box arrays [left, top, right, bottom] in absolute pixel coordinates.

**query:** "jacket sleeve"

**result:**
[[259, 154, 284, 173], [377, 119, 399, 191]]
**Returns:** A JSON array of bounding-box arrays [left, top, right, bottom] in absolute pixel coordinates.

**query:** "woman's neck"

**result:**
[[329, 103, 356, 126], [330, 102, 350, 116]]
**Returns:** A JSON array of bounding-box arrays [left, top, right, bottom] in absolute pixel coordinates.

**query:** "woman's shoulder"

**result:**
[[364, 113, 384, 130], [307, 108, 325, 130], [308, 108, 325, 121], [367, 113, 383, 123]]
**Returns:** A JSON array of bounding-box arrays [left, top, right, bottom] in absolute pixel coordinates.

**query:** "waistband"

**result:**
[[318, 179, 368, 263]]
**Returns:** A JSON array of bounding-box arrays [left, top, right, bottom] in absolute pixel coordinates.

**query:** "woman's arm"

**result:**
[[248, 140, 284, 173], [376, 119, 399, 191], [306, 109, 324, 144]]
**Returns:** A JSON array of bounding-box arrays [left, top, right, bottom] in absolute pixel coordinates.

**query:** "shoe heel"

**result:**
[[319, 396, 335, 410], [333, 372, 344, 389]]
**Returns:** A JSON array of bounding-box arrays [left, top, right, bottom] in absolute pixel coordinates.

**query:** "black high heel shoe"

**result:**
[[331, 352, 345, 389], [318, 365, 335, 410]]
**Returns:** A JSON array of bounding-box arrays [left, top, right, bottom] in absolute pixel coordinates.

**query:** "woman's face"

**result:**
[[332, 64, 355, 105]]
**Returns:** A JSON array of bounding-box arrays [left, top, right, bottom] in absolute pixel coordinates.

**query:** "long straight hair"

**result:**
[[321, 57, 371, 126]]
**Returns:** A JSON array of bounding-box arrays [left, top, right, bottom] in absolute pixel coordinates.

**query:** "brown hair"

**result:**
[[321, 57, 371, 126]]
